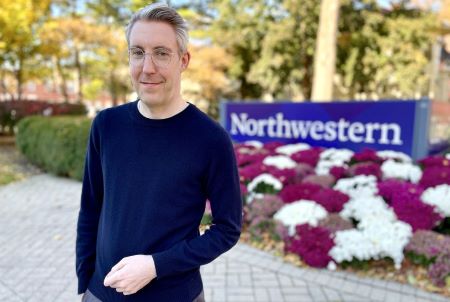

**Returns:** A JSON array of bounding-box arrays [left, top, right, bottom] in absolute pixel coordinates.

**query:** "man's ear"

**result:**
[[181, 51, 190, 71]]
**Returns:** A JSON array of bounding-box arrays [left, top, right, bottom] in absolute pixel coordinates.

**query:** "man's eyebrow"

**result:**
[[129, 45, 173, 52], [153, 46, 174, 52]]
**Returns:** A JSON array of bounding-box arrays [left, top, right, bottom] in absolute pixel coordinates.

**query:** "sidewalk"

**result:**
[[0, 174, 447, 302]]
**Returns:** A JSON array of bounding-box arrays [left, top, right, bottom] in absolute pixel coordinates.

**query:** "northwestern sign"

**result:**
[[220, 100, 430, 159]]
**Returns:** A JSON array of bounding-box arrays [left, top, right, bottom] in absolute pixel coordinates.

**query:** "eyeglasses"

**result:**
[[128, 47, 175, 68]]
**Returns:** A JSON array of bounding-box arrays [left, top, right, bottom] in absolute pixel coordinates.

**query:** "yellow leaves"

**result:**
[[183, 44, 232, 102], [0, 0, 51, 61], [39, 16, 125, 61], [82, 78, 104, 101], [438, 0, 450, 23]]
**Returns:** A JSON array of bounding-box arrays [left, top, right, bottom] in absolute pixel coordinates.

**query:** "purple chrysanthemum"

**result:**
[[264, 141, 285, 152], [429, 252, 450, 287], [239, 162, 268, 182], [405, 230, 450, 261], [236, 152, 267, 167], [291, 147, 323, 167], [390, 197, 443, 232], [419, 167, 450, 189], [240, 183, 248, 196], [418, 155, 450, 169], [310, 188, 350, 212], [329, 166, 348, 180], [351, 148, 383, 164], [377, 180, 423, 204], [266, 166, 297, 186], [349, 162, 382, 180], [279, 183, 322, 203], [285, 224, 334, 268]]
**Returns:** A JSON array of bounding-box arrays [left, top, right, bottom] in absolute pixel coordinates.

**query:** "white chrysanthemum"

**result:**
[[446, 153, 450, 160], [247, 173, 283, 193], [376, 150, 412, 163], [340, 195, 396, 223], [332, 192, 412, 269], [327, 261, 337, 271], [315, 148, 353, 175], [235, 146, 253, 154], [330, 219, 412, 269], [263, 155, 297, 169], [246, 192, 264, 204], [243, 140, 263, 148], [315, 160, 349, 176], [329, 229, 372, 263], [319, 148, 354, 161], [275, 143, 310, 156], [334, 175, 378, 198], [381, 159, 422, 183], [421, 184, 450, 217], [273, 200, 328, 236]]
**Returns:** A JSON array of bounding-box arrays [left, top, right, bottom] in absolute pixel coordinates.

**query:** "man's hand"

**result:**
[[103, 255, 156, 295]]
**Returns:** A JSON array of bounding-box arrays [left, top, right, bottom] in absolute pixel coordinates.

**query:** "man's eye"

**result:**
[[131, 50, 144, 57], [154, 51, 170, 58]]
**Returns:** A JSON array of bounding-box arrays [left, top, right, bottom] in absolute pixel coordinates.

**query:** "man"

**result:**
[[75, 3, 242, 302]]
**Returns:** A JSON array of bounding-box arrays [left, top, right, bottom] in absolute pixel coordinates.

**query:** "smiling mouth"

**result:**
[[140, 82, 162, 85]]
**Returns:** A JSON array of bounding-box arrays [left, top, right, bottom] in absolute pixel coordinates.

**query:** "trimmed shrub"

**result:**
[[16, 116, 91, 180]]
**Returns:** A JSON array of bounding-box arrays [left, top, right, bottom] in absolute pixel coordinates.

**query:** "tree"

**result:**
[[335, 0, 436, 99], [39, 18, 73, 102], [0, 0, 52, 100], [38, 16, 113, 103], [208, 0, 321, 101], [207, 0, 270, 99], [183, 44, 232, 118], [311, 0, 341, 102], [87, 27, 131, 106]]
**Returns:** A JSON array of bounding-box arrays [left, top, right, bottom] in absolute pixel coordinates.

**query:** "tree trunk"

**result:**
[[311, 0, 340, 102], [74, 47, 83, 102], [109, 70, 118, 106], [55, 57, 69, 102], [0, 70, 14, 101], [15, 56, 24, 101]]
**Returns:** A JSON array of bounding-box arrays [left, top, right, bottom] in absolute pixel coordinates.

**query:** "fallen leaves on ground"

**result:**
[[0, 142, 41, 186]]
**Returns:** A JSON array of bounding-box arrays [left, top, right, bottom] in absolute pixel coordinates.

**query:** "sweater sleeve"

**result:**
[[75, 113, 104, 294], [152, 130, 243, 279]]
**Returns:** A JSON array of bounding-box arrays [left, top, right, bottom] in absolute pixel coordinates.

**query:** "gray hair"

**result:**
[[125, 3, 189, 54]]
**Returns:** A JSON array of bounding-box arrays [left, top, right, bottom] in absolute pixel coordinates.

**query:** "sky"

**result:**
[[53, 0, 441, 17]]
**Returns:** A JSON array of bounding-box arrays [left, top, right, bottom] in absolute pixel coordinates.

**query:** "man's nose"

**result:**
[[142, 55, 157, 74]]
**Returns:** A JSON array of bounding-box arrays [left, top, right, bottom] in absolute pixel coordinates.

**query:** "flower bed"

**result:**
[[234, 142, 450, 295]]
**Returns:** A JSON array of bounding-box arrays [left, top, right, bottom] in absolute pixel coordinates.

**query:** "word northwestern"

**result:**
[[230, 113, 403, 145]]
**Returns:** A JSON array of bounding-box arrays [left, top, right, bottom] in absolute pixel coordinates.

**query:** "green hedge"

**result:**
[[16, 116, 92, 181]]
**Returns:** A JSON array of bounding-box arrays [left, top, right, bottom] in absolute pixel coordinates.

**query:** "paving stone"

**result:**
[[370, 287, 387, 301], [322, 287, 343, 301], [1, 174, 449, 302]]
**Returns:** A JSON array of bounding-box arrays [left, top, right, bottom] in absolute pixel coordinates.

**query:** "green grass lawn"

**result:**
[[0, 166, 22, 185]]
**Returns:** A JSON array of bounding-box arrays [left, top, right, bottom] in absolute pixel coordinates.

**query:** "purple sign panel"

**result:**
[[220, 100, 430, 159]]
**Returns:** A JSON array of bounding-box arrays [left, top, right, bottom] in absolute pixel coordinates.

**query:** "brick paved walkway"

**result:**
[[0, 174, 448, 302]]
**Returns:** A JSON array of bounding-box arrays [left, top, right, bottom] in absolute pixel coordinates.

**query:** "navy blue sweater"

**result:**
[[76, 101, 242, 301]]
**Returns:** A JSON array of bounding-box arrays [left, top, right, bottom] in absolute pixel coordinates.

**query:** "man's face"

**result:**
[[128, 20, 189, 107]]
